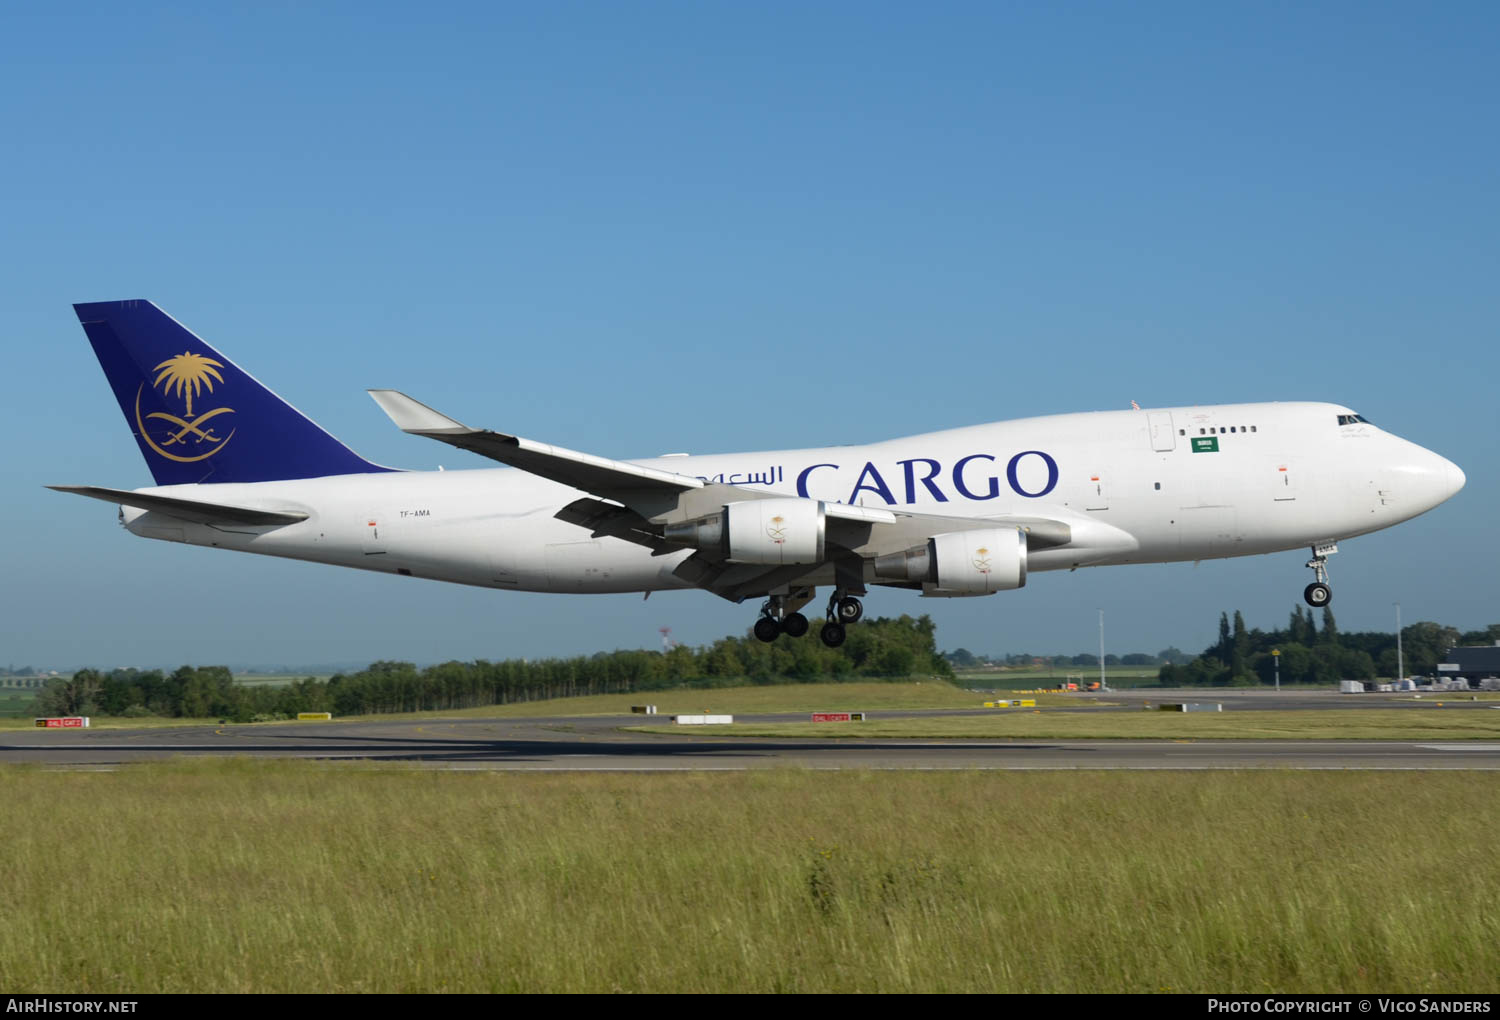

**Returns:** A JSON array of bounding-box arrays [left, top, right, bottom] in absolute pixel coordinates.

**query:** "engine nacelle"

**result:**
[[873, 527, 1026, 595], [663, 498, 826, 565]]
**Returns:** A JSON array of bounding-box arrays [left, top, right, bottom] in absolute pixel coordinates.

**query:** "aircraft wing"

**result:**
[[369, 389, 911, 527], [367, 390, 1111, 601], [368, 389, 704, 517], [48, 485, 309, 526]]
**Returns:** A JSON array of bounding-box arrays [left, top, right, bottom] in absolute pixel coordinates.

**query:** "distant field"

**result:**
[[954, 666, 1160, 689], [0, 762, 1493, 993], [0, 691, 37, 718], [233, 674, 331, 686], [631, 707, 1500, 741]]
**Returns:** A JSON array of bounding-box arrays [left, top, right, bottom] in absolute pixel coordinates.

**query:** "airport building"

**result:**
[[1437, 645, 1500, 680]]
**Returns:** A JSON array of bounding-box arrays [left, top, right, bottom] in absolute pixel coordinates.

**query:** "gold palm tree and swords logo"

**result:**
[[972, 546, 992, 574], [767, 514, 787, 545], [132, 351, 236, 462]]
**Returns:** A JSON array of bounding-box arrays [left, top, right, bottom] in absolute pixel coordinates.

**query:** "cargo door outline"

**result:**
[[362, 512, 390, 555], [1147, 412, 1176, 452], [1272, 460, 1297, 501], [1085, 472, 1108, 510]]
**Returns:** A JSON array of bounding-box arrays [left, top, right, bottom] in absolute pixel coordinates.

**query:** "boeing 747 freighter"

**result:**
[[54, 301, 1465, 646]]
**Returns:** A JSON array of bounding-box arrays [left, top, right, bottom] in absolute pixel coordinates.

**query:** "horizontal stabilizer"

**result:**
[[49, 485, 309, 526]]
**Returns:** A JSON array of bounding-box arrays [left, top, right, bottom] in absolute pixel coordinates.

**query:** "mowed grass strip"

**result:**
[[0, 715, 238, 731], [0, 762, 1495, 993], [631, 708, 1500, 741], [335, 679, 988, 721], [0, 681, 988, 730]]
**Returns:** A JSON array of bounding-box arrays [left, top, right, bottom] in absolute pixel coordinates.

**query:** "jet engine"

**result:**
[[872, 527, 1027, 595], [663, 497, 826, 565]]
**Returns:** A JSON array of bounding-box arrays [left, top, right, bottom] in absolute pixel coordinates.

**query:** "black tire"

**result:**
[[781, 612, 809, 638], [753, 616, 780, 643], [837, 596, 864, 624], [1303, 582, 1332, 608], [820, 622, 847, 648]]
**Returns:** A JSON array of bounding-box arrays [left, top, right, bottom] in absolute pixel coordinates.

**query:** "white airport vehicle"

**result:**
[[54, 301, 1466, 647]]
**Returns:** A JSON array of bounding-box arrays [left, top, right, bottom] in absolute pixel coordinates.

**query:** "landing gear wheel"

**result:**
[[836, 596, 864, 624], [781, 612, 809, 638], [753, 616, 781, 643], [1301, 544, 1336, 609], [820, 622, 847, 648]]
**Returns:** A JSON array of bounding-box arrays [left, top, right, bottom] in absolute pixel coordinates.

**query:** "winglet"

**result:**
[[368, 389, 483, 436]]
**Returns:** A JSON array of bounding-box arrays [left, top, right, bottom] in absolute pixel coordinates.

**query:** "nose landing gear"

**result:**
[[1303, 543, 1338, 608]]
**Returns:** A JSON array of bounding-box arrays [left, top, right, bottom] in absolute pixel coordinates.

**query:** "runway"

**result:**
[[6, 695, 1500, 770]]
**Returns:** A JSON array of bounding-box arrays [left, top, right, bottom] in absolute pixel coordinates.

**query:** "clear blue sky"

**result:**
[[3, 2, 1496, 670]]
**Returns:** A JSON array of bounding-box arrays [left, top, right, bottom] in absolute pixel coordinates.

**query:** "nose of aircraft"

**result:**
[[1411, 447, 1466, 512], [1442, 457, 1466, 502]]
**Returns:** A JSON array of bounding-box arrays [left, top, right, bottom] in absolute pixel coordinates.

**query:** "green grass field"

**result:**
[[0, 762, 1494, 993], [631, 707, 1500, 741]]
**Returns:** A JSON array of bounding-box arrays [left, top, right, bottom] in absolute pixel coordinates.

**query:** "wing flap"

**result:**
[[552, 498, 681, 554], [49, 485, 309, 526]]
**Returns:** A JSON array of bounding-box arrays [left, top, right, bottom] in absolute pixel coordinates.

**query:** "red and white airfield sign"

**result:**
[[35, 717, 89, 728]]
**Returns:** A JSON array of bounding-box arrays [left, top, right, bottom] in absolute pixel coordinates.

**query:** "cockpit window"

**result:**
[[1337, 414, 1373, 426]]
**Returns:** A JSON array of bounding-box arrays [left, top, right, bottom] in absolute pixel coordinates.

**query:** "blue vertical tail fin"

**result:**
[[74, 299, 394, 485]]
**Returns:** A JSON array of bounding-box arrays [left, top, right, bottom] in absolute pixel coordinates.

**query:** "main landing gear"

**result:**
[[753, 589, 813, 643], [817, 590, 863, 648], [1303, 543, 1338, 608], [751, 588, 865, 647]]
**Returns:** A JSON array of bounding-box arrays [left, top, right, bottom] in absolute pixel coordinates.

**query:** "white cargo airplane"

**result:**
[[55, 300, 1466, 646]]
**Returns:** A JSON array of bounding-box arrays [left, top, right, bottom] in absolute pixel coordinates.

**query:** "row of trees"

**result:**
[[1159, 607, 1496, 687], [36, 615, 954, 721]]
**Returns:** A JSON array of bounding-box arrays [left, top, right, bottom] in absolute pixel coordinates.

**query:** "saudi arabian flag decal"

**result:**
[[1191, 437, 1220, 453]]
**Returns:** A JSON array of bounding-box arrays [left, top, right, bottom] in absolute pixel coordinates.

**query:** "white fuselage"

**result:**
[[117, 402, 1464, 596]]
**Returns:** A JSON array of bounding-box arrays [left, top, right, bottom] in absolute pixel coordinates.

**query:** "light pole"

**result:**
[[1098, 609, 1106, 691], [1395, 602, 1404, 683]]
